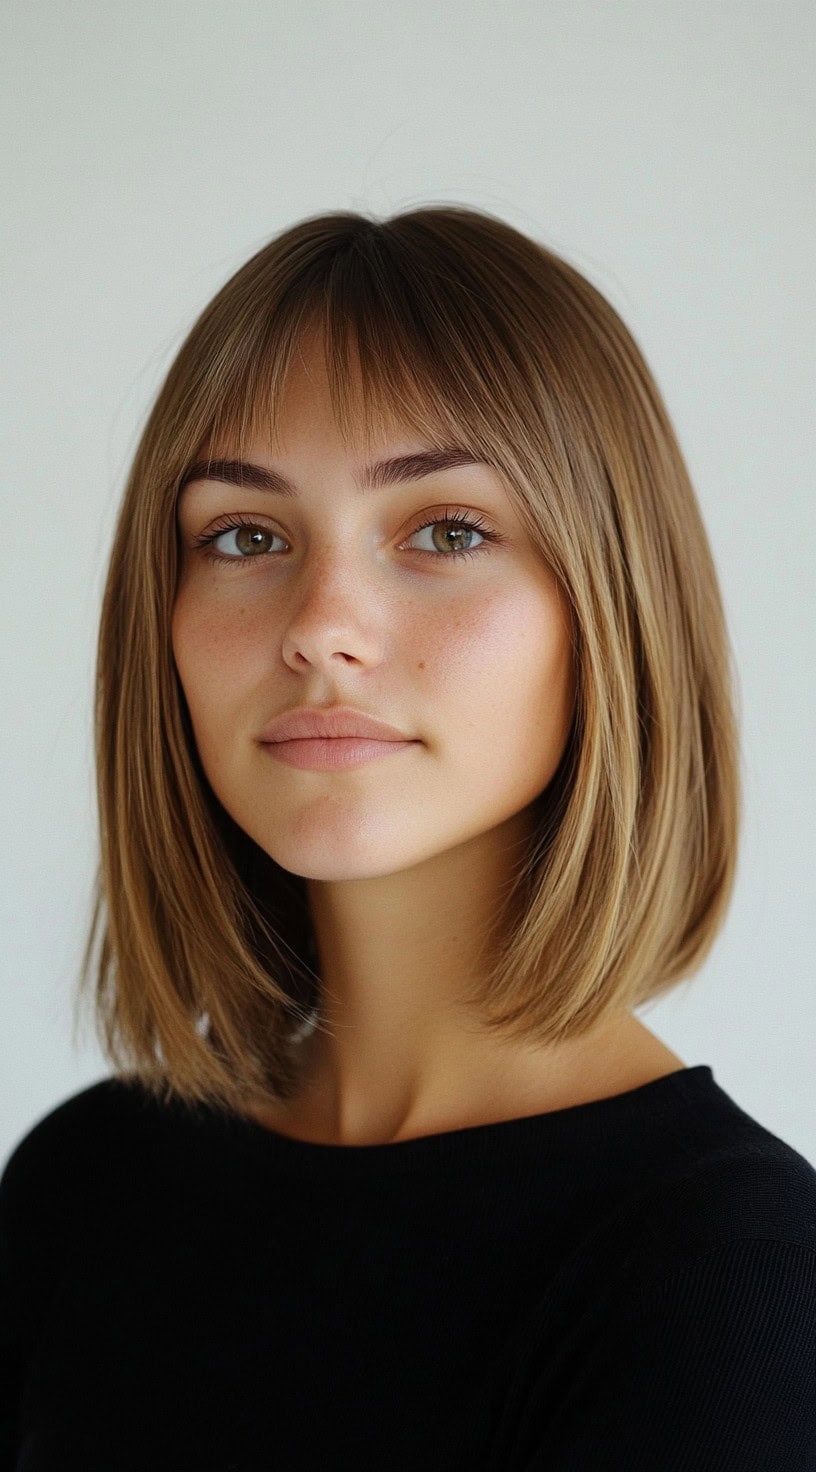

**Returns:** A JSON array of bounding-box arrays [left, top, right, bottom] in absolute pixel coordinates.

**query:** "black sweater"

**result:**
[[1, 1064, 815, 1470]]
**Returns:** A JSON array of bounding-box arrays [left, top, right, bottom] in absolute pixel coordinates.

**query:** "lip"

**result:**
[[263, 737, 416, 771], [258, 704, 413, 743]]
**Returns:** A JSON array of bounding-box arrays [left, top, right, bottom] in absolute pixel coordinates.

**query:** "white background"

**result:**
[[2, 0, 814, 1168]]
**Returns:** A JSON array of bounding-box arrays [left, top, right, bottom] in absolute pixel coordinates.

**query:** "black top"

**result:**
[[1, 1064, 815, 1471]]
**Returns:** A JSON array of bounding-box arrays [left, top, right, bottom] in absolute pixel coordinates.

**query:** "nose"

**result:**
[[279, 554, 386, 672]]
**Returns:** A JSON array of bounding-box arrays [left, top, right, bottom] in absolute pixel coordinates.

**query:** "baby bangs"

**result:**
[[75, 205, 742, 1115]]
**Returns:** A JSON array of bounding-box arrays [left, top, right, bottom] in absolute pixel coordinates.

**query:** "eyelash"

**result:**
[[190, 508, 505, 568]]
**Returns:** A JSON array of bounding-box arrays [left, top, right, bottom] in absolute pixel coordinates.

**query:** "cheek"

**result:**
[[418, 581, 571, 692], [424, 585, 575, 780], [171, 592, 264, 732]]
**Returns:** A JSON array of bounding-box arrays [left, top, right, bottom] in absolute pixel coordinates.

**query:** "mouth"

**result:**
[[261, 736, 418, 772]]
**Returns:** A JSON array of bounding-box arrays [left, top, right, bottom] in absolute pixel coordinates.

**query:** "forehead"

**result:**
[[235, 317, 475, 461], [200, 332, 486, 481], [188, 319, 536, 518], [262, 330, 439, 457]]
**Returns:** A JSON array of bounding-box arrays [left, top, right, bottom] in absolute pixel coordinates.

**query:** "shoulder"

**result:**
[[608, 1072, 816, 1306], [541, 1228, 816, 1467], [0, 1077, 163, 1235], [599, 1166, 816, 1470], [526, 1083, 816, 1466], [2, 1075, 149, 1167], [0, 1078, 161, 1341]]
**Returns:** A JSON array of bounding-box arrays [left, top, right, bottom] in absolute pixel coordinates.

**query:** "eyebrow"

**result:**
[[179, 447, 486, 497]]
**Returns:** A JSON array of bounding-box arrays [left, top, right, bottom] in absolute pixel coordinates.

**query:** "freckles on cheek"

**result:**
[[416, 593, 544, 686], [409, 612, 488, 690], [425, 606, 482, 657], [459, 588, 556, 666], [174, 597, 261, 687]]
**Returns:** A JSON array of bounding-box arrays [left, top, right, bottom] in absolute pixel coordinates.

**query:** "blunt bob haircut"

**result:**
[[76, 204, 742, 1119]]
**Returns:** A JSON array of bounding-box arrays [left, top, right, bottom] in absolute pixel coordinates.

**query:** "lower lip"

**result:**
[[262, 738, 418, 770]]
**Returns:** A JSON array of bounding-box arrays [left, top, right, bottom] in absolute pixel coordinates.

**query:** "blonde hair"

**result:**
[[75, 205, 742, 1117]]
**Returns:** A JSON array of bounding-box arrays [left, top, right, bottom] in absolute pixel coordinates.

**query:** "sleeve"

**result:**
[[531, 1238, 816, 1471], [0, 1157, 25, 1471]]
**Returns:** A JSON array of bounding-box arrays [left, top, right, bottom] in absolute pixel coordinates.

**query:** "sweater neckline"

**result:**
[[208, 1064, 716, 1174]]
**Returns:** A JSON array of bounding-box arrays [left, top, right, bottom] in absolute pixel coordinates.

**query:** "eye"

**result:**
[[190, 507, 505, 568], [403, 509, 503, 561], [190, 516, 283, 565]]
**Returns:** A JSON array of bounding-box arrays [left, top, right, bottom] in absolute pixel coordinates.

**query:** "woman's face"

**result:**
[[172, 336, 576, 883]]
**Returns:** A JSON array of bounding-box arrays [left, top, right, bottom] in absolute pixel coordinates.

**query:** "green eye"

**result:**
[[192, 508, 503, 568]]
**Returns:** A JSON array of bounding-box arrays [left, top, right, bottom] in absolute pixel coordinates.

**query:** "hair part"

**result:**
[[74, 204, 742, 1118]]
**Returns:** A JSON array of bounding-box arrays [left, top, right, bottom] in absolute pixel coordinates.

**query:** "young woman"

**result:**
[[2, 206, 814, 1470]]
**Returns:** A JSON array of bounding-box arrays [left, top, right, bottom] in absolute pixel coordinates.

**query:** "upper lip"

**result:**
[[259, 705, 414, 743]]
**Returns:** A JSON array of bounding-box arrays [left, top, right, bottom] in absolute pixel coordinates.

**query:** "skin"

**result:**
[[172, 330, 685, 1145]]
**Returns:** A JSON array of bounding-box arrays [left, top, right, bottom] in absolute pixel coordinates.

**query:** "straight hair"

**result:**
[[74, 205, 742, 1118]]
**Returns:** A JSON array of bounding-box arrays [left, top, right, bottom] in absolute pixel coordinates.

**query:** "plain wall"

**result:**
[[2, 0, 814, 1167]]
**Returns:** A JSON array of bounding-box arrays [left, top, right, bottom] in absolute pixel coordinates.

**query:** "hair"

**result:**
[[74, 203, 742, 1119]]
